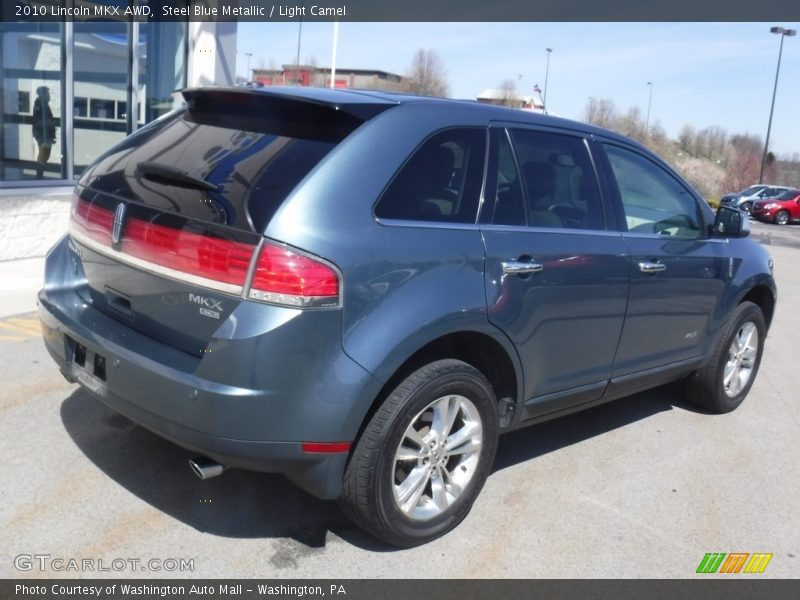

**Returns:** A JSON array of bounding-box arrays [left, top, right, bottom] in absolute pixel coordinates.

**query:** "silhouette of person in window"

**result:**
[[32, 86, 56, 164]]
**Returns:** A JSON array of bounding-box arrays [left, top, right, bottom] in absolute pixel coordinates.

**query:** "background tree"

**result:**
[[405, 48, 450, 97], [497, 78, 520, 107], [583, 97, 616, 128]]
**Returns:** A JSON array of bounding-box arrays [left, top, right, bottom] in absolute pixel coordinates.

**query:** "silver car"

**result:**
[[721, 184, 792, 213]]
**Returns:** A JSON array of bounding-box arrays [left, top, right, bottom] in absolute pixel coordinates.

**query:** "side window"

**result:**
[[604, 144, 702, 238], [508, 129, 604, 230], [375, 128, 486, 223], [484, 130, 525, 226]]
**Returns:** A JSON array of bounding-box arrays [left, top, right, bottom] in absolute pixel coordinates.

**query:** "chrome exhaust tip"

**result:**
[[189, 458, 226, 480]]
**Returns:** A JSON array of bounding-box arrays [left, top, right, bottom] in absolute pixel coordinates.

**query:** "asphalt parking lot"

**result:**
[[1, 221, 798, 579]]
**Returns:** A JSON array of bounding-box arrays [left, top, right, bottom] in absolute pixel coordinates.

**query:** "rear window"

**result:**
[[78, 92, 370, 232]]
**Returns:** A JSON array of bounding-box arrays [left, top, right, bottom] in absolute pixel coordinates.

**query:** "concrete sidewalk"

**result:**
[[0, 256, 45, 318]]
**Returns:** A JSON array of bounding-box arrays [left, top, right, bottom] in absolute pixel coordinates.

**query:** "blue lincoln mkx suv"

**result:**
[[40, 87, 776, 547]]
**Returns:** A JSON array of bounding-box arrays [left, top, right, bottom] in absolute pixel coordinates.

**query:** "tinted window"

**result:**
[[483, 130, 525, 226], [741, 185, 765, 195], [79, 93, 369, 232], [376, 128, 486, 223], [508, 129, 604, 230], [775, 189, 800, 200], [604, 144, 702, 238]]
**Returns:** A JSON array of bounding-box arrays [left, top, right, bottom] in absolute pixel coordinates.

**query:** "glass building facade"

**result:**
[[1, 21, 188, 186]]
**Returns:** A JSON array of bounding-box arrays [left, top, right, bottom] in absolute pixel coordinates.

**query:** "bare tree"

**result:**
[[722, 151, 763, 193], [498, 79, 520, 107], [704, 126, 727, 160], [405, 49, 450, 97], [617, 106, 644, 140], [675, 156, 726, 199], [730, 133, 763, 156], [678, 125, 696, 155], [583, 97, 617, 129]]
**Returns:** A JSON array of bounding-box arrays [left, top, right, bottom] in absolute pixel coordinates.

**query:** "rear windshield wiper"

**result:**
[[137, 161, 219, 193]]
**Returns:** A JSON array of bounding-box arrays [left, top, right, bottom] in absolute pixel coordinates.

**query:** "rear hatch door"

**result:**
[[70, 88, 393, 355]]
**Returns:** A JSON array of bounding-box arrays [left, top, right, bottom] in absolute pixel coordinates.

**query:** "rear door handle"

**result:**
[[638, 261, 666, 274], [502, 260, 544, 275]]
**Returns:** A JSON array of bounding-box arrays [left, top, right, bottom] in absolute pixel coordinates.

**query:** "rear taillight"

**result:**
[[69, 196, 340, 309], [249, 242, 340, 308], [71, 198, 113, 247], [122, 217, 254, 290]]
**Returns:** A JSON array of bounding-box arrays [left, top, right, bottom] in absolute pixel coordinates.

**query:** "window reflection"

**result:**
[[0, 20, 187, 183], [0, 23, 64, 180]]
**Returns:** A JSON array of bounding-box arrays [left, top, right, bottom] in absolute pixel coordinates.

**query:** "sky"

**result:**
[[235, 22, 800, 156]]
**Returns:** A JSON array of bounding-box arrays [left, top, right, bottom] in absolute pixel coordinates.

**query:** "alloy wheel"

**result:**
[[392, 394, 483, 520], [723, 322, 759, 398]]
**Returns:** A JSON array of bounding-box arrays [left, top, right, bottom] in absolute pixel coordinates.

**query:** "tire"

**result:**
[[684, 301, 766, 413], [741, 201, 753, 214], [774, 210, 790, 225], [339, 359, 499, 547]]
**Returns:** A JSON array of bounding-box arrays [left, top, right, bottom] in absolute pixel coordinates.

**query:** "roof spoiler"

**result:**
[[180, 86, 397, 121]]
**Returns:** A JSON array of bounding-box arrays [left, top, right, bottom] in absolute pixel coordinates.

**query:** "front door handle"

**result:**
[[638, 261, 666, 274], [502, 260, 544, 275]]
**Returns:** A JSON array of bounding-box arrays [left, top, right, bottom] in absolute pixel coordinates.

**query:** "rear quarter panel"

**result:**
[[264, 102, 525, 408]]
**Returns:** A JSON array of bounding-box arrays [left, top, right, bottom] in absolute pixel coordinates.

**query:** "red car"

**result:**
[[751, 188, 800, 225]]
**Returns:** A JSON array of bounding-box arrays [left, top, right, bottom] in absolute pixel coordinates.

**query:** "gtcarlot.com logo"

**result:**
[[14, 554, 195, 573], [696, 552, 773, 574]]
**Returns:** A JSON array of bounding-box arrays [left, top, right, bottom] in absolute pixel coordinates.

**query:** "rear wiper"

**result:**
[[137, 161, 219, 192]]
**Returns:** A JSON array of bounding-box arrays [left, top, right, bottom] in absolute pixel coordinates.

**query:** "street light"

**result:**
[[245, 52, 253, 81], [543, 48, 552, 110], [295, 11, 304, 86], [759, 26, 796, 183], [644, 81, 653, 137]]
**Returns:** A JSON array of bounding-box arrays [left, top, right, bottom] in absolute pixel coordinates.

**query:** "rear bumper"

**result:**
[[38, 236, 381, 499]]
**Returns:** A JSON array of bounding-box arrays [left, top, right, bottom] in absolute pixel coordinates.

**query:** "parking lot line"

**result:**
[[0, 316, 41, 339]]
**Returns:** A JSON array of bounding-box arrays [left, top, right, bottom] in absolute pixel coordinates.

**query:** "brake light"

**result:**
[[69, 197, 339, 308], [122, 217, 253, 288], [71, 197, 113, 246], [249, 242, 339, 308]]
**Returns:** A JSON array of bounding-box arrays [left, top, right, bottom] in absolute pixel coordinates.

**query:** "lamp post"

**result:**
[[295, 14, 303, 86], [759, 26, 796, 183], [644, 81, 653, 137], [543, 48, 552, 110], [330, 21, 339, 89], [245, 52, 252, 81]]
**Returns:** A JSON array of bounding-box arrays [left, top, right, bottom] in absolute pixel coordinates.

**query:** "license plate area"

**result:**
[[67, 336, 107, 395]]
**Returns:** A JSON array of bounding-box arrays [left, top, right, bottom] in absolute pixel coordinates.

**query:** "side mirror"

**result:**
[[714, 206, 750, 238]]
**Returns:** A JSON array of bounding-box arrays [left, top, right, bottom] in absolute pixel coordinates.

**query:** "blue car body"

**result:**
[[39, 87, 776, 504]]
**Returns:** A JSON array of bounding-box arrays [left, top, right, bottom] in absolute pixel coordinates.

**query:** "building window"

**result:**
[[73, 97, 88, 118], [0, 22, 65, 180], [89, 99, 115, 120], [1, 19, 188, 184], [18, 91, 30, 114]]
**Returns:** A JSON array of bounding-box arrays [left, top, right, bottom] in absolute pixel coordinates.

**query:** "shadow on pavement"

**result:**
[[492, 383, 694, 473], [60, 382, 696, 551], [59, 389, 382, 551]]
